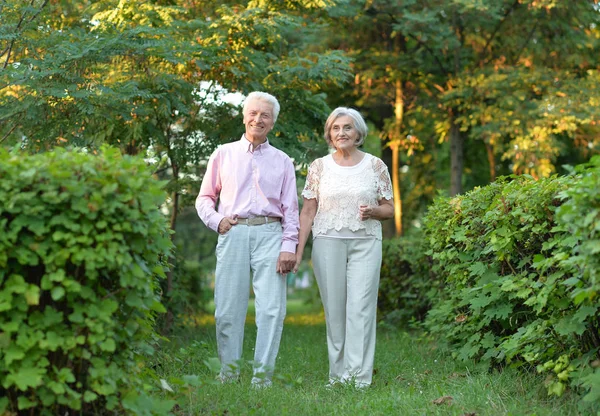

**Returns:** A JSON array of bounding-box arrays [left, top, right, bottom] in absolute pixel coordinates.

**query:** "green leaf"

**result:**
[[468, 261, 488, 277], [0, 397, 8, 412], [582, 369, 600, 403], [24, 284, 40, 306], [150, 299, 166, 313], [51, 286, 66, 301], [125, 292, 144, 308], [6, 366, 45, 390], [547, 381, 566, 397], [182, 374, 202, 387], [17, 395, 37, 410], [47, 380, 66, 394], [40, 331, 63, 352], [0, 332, 10, 349], [84, 390, 98, 403], [100, 338, 116, 352], [204, 357, 221, 374], [4, 344, 25, 365]]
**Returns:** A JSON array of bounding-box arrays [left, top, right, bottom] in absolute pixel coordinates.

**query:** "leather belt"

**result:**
[[237, 216, 281, 226]]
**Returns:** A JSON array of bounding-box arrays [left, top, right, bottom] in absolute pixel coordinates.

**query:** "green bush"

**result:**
[[420, 157, 600, 408], [422, 174, 566, 365], [0, 147, 174, 415], [534, 156, 600, 403], [378, 235, 435, 326]]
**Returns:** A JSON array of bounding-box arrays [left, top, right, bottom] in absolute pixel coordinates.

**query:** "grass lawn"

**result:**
[[152, 298, 583, 415]]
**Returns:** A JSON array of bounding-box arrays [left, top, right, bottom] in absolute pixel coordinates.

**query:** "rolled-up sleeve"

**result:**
[[195, 149, 225, 232], [279, 158, 299, 253]]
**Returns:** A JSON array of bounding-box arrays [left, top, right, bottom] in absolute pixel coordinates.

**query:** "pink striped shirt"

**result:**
[[195, 136, 299, 253]]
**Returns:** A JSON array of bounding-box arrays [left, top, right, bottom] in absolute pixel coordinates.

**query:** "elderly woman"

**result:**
[[294, 107, 394, 388]]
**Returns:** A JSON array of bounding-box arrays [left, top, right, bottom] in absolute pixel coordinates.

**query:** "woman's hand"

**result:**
[[360, 199, 394, 221], [293, 252, 302, 273], [359, 205, 374, 220]]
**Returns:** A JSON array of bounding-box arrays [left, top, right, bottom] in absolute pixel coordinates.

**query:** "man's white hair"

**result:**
[[243, 91, 281, 123]]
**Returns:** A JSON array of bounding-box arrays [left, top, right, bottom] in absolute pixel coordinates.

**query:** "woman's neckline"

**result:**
[[330, 150, 366, 167]]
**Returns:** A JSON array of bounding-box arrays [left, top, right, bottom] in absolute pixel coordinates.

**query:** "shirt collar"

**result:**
[[240, 134, 270, 155]]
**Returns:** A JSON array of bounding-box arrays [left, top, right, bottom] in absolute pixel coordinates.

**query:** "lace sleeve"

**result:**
[[301, 158, 323, 200], [373, 157, 393, 200]]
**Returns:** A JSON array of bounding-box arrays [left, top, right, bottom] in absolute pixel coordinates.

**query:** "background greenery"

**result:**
[[0, 147, 173, 414], [1, 0, 599, 413]]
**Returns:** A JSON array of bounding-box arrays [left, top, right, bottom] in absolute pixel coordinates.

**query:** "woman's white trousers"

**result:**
[[312, 237, 382, 387]]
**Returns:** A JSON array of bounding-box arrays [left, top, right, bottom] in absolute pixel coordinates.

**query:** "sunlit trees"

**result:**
[[1, 0, 352, 326], [315, 0, 600, 233]]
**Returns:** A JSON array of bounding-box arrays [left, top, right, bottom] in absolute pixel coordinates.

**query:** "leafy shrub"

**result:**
[[378, 234, 435, 326], [0, 147, 174, 415], [534, 156, 600, 403], [422, 174, 566, 364], [421, 158, 600, 408]]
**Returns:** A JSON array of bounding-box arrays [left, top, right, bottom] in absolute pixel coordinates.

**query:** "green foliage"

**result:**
[[0, 0, 351, 160], [537, 155, 600, 403], [378, 235, 434, 326], [0, 146, 174, 415], [1, 0, 353, 329], [314, 0, 600, 210], [418, 158, 600, 408]]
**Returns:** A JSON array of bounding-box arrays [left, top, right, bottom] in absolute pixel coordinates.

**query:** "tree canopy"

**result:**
[[1, 0, 598, 237]]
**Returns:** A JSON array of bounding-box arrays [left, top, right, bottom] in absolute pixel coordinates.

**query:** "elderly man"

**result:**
[[196, 91, 299, 387]]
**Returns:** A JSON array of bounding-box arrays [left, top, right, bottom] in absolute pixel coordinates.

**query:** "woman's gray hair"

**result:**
[[243, 91, 281, 123], [324, 107, 368, 147]]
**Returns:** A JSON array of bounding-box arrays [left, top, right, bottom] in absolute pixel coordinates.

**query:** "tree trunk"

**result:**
[[485, 141, 496, 181], [449, 119, 463, 196], [449, 10, 464, 197], [392, 79, 403, 236], [391, 143, 402, 236]]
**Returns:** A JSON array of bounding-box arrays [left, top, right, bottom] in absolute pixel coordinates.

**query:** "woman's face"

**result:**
[[330, 115, 358, 150]]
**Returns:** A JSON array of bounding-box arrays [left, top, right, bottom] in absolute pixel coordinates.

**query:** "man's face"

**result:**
[[243, 99, 275, 143]]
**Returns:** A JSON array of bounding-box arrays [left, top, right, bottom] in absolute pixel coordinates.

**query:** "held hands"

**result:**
[[277, 252, 296, 275]]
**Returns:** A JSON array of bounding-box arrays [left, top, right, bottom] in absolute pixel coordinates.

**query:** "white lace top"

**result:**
[[302, 153, 393, 240]]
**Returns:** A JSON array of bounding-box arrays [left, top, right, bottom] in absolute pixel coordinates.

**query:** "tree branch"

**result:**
[[478, 0, 520, 62], [510, 21, 538, 66], [404, 32, 449, 76], [384, 12, 449, 76], [0, 123, 18, 144], [2, 0, 49, 69]]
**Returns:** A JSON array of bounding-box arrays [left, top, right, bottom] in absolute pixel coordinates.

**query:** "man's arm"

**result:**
[[276, 158, 299, 273], [195, 149, 226, 232]]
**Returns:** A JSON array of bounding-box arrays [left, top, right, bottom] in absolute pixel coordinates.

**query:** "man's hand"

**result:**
[[277, 252, 296, 275], [218, 217, 238, 234]]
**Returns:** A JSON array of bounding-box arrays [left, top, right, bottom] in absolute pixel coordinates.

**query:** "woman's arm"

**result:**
[[293, 197, 318, 273], [359, 198, 394, 221]]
